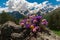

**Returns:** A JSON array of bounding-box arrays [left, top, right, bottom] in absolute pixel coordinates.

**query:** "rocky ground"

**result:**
[[0, 21, 60, 40]]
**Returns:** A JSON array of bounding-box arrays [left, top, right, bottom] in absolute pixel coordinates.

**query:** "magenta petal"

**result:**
[[36, 16, 42, 19], [25, 24, 30, 28]]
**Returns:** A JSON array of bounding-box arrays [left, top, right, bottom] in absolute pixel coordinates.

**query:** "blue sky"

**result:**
[[0, 0, 8, 7], [27, 0, 60, 5], [0, 0, 60, 8]]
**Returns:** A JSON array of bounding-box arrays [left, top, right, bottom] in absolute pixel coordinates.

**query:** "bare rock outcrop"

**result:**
[[0, 21, 60, 40]]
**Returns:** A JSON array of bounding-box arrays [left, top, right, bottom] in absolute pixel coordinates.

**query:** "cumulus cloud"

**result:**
[[0, 0, 60, 14], [5, 0, 50, 14]]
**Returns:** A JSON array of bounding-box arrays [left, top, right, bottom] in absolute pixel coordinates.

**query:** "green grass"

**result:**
[[52, 30, 60, 36]]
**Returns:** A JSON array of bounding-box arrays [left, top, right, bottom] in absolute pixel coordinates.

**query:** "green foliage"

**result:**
[[53, 30, 60, 36], [0, 11, 26, 25], [43, 9, 60, 30], [0, 11, 15, 24]]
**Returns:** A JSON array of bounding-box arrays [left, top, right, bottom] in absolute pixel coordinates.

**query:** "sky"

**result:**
[[0, 0, 60, 8], [27, 0, 60, 5], [0, 0, 8, 7], [0, 0, 60, 13]]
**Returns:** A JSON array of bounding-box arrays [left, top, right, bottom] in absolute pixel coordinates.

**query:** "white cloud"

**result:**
[[56, 0, 60, 2], [0, 0, 60, 14], [5, 0, 49, 14], [0, 7, 9, 13]]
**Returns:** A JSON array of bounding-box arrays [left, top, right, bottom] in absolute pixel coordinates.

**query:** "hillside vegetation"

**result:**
[[0, 8, 60, 30]]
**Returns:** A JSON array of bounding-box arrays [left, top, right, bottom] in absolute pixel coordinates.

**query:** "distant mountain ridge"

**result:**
[[9, 11, 25, 19], [8, 7, 60, 20]]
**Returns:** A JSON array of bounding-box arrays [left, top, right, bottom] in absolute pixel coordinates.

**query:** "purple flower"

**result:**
[[33, 28, 36, 32], [25, 24, 31, 28], [33, 16, 41, 22], [20, 19, 27, 24], [36, 16, 42, 19], [35, 26, 39, 29], [20, 22, 24, 27], [41, 21, 48, 25]]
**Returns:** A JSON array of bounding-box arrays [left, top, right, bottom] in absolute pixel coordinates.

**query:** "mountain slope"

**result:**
[[9, 11, 25, 19]]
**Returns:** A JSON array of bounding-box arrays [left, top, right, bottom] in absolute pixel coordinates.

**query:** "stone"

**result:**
[[0, 21, 60, 40]]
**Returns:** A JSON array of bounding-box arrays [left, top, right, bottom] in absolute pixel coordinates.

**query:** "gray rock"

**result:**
[[1, 21, 60, 40]]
